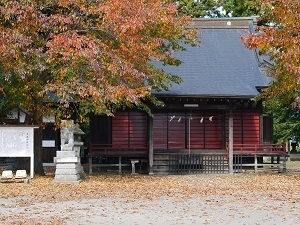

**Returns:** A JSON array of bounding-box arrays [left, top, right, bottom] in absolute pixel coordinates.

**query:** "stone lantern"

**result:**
[[53, 120, 86, 184]]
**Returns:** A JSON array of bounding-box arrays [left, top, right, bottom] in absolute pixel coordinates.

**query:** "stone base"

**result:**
[[53, 151, 85, 184], [53, 164, 85, 184], [52, 179, 82, 184]]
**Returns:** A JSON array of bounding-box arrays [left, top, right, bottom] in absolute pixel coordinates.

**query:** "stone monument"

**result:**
[[53, 120, 86, 184]]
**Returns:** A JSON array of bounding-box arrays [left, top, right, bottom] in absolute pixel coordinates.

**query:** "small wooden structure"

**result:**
[[88, 18, 287, 174]]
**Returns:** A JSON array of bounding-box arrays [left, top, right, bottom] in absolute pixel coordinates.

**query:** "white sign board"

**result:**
[[0, 126, 38, 179]]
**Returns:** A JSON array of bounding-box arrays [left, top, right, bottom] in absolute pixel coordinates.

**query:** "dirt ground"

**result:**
[[0, 162, 299, 225]]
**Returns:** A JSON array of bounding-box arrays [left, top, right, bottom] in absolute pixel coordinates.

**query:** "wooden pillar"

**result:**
[[89, 156, 93, 174], [254, 155, 258, 173], [149, 116, 154, 174], [229, 110, 234, 174], [287, 141, 291, 162], [118, 156, 122, 174], [282, 155, 287, 173], [259, 113, 263, 143], [221, 114, 226, 149]]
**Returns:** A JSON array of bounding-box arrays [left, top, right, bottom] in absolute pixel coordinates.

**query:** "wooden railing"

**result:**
[[226, 143, 286, 155], [89, 143, 148, 156], [168, 154, 228, 174]]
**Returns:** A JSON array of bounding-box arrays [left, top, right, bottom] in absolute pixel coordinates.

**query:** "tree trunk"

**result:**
[[34, 120, 45, 176]]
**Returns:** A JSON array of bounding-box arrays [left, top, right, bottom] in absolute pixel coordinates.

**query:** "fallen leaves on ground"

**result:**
[[0, 163, 299, 224], [0, 173, 299, 203]]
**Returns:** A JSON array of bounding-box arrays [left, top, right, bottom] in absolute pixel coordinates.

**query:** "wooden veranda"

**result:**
[[227, 143, 287, 173], [88, 106, 286, 174], [88, 143, 287, 174]]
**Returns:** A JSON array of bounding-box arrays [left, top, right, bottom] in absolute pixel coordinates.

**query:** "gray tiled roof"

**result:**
[[153, 18, 270, 98]]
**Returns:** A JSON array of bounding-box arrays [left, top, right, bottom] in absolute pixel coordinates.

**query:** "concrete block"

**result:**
[[15, 170, 27, 178], [56, 151, 77, 158], [52, 179, 82, 184], [23, 179, 29, 184], [54, 157, 80, 163], [60, 146, 73, 151], [1, 170, 13, 179], [56, 164, 79, 169], [55, 167, 82, 175], [54, 174, 80, 181]]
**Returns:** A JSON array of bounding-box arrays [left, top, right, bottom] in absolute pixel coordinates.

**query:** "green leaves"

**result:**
[[175, 0, 224, 18], [264, 99, 300, 142], [175, 0, 262, 18]]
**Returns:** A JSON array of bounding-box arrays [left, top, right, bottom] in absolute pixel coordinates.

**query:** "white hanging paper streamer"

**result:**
[[169, 115, 175, 122], [167, 115, 217, 122]]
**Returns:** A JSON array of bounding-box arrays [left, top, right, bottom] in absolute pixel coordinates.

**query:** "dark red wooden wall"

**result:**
[[153, 111, 223, 150], [112, 111, 147, 148], [90, 110, 261, 151], [226, 111, 260, 145]]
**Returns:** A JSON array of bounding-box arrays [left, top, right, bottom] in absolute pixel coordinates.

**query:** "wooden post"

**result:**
[[118, 156, 122, 174], [229, 110, 234, 174], [221, 115, 226, 149], [259, 113, 263, 143], [89, 156, 93, 174], [149, 116, 154, 174], [282, 155, 287, 173], [188, 116, 191, 158], [254, 155, 258, 173], [287, 141, 291, 162]]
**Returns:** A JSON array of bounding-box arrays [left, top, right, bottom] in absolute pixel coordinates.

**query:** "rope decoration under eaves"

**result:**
[[166, 113, 229, 123]]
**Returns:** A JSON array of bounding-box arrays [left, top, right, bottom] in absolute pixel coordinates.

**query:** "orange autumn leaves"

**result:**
[[243, 0, 300, 104], [0, 0, 197, 120]]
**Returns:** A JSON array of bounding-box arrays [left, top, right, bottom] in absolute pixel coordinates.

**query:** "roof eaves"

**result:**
[[154, 93, 257, 100], [190, 26, 249, 29], [190, 17, 258, 28]]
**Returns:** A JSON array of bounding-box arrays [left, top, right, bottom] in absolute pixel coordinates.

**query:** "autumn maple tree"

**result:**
[[0, 0, 197, 174], [242, 0, 300, 143], [243, 0, 300, 104]]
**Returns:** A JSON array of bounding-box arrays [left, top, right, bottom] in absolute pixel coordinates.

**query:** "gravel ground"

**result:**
[[1, 195, 299, 225], [0, 162, 299, 225]]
